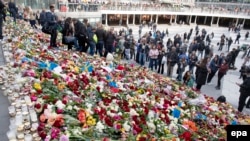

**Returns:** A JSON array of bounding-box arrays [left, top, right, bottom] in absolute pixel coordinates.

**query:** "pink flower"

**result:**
[[30, 95, 37, 101], [51, 128, 60, 139], [59, 134, 69, 141]]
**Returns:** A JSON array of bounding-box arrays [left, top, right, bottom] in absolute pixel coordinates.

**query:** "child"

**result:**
[[183, 71, 195, 87]]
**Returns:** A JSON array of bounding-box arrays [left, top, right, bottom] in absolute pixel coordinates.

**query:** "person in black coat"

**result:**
[[8, 0, 17, 23], [46, 4, 58, 48], [167, 47, 179, 78], [95, 24, 106, 56], [194, 57, 210, 92], [237, 67, 250, 112], [0, 0, 5, 39], [62, 17, 79, 50], [73, 18, 88, 52]]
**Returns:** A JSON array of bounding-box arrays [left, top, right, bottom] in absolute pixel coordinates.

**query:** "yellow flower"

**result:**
[[74, 66, 79, 73], [164, 128, 170, 134], [86, 116, 96, 126], [57, 83, 65, 91], [33, 82, 42, 90]]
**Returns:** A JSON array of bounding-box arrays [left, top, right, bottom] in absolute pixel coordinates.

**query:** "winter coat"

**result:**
[[196, 66, 208, 85]]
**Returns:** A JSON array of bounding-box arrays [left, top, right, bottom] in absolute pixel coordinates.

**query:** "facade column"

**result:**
[[194, 16, 197, 24], [242, 19, 245, 28], [236, 18, 239, 26], [139, 15, 142, 24], [150, 14, 153, 22], [133, 14, 135, 25], [204, 16, 207, 24], [126, 14, 129, 25], [217, 17, 220, 26], [170, 15, 172, 25], [105, 14, 108, 26], [174, 15, 177, 24], [156, 15, 158, 24], [210, 17, 213, 26], [189, 15, 192, 24]]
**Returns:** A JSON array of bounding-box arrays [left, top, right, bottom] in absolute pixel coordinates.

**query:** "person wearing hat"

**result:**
[[236, 66, 250, 112]]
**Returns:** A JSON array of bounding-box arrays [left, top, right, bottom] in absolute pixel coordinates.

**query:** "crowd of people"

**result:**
[[1, 0, 250, 113]]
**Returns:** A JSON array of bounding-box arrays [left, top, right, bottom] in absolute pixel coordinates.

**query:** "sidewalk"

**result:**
[[0, 41, 9, 141]]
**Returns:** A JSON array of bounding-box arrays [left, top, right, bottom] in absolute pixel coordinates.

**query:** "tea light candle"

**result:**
[[17, 133, 24, 139]]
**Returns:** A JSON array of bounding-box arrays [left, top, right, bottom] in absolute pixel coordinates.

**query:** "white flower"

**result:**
[[55, 100, 66, 109], [73, 105, 79, 111], [147, 121, 156, 133], [130, 109, 139, 116], [96, 121, 105, 133], [151, 100, 156, 105], [148, 110, 155, 120], [66, 105, 73, 111], [123, 121, 131, 132]]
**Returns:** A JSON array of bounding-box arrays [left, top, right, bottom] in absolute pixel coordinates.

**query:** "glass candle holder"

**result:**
[[6, 130, 16, 140], [22, 112, 29, 123], [15, 112, 23, 126], [24, 134, 32, 141], [8, 105, 16, 117]]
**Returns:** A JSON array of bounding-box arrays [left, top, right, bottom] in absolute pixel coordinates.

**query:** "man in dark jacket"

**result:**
[[46, 4, 58, 48], [8, 0, 17, 23], [237, 67, 250, 112], [95, 24, 106, 56], [167, 47, 179, 78], [0, 0, 5, 39], [39, 9, 46, 26], [104, 27, 116, 57], [73, 18, 87, 52]]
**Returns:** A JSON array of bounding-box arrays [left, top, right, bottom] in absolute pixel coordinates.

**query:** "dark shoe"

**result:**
[[215, 86, 220, 90], [246, 105, 250, 109]]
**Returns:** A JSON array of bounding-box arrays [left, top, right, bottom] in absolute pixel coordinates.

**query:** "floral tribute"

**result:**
[[1, 18, 250, 141]]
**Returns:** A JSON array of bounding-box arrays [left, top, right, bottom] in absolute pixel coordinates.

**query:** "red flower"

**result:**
[[56, 109, 64, 114], [43, 104, 48, 110], [53, 119, 63, 128], [34, 103, 41, 109], [138, 136, 147, 141], [96, 86, 101, 92], [179, 131, 191, 141], [38, 131, 47, 139], [104, 116, 113, 127], [133, 124, 142, 134]]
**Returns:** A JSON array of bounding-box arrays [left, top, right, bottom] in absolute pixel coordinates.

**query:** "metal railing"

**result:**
[[57, 2, 250, 16]]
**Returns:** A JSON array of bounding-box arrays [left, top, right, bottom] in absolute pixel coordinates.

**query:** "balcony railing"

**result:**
[[58, 3, 250, 16]]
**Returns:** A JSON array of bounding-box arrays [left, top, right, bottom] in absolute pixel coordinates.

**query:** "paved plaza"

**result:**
[[0, 24, 249, 140]]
